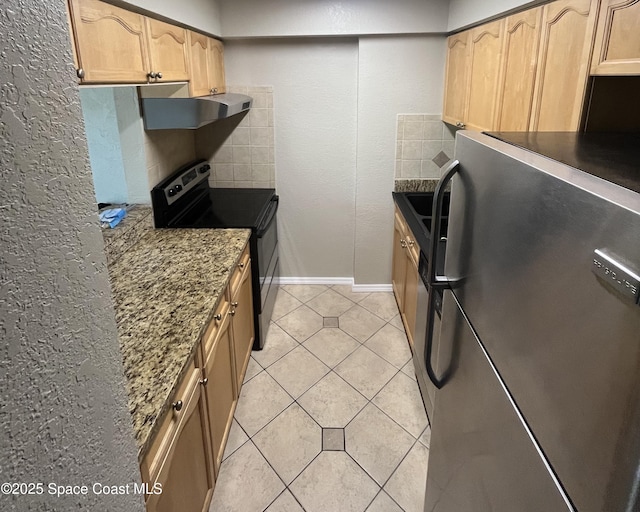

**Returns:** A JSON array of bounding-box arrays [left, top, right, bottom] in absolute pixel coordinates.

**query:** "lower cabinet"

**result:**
[[144, 366, 214, 512], [392, 206, 419, 349], [141, 240, 254, 512], [202, 299, 237, 475], [229, 247, 255, 392]]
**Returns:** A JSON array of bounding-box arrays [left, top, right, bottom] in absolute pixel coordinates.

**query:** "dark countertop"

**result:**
[[486, 132, 640, 194]]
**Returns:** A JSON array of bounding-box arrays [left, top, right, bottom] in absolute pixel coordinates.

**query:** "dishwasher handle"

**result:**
[[425, 159, 459, 390]]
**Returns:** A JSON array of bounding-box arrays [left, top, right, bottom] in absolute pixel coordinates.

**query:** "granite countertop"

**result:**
[[107, 227, 251, 459]]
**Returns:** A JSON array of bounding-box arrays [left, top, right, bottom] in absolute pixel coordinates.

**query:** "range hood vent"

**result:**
[[141, 93, 253, 130]]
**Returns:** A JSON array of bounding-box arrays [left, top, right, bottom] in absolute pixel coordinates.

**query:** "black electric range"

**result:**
[[151, 160, 279, 350]]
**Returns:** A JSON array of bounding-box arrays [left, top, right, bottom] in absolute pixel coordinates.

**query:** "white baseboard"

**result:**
[[275, 277, 392, 293], [276, 277, 354, 286], [351, 284, 393, 293]]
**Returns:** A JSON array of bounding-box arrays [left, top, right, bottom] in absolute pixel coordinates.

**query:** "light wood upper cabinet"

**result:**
[[442, 31, 471, 127], [68, 0, 149, 83], [209, 39, 226, 94], [187, 31, 212, 96], [530, 0, 599, 131], [68, 0, 226, 89], [145, 18, 189, 82], [591, 0, 640, 74], [187, 31, 226, 97], [465, 20, 505, 132], [495, 7, 543, 131]]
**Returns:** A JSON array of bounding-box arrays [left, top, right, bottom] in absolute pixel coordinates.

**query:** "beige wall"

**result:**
[[122, 0, 222, 36], [224, 39, 359, 279], [447, 0, 544, 31]]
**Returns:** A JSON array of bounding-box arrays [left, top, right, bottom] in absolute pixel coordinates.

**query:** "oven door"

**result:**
[[254, 196, 279, 349], [257, 196, 278, 286]]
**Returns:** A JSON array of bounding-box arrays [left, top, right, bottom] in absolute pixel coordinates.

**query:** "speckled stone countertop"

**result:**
[[107, 228, 251, 460], [101, 205, 153, 265], [394, 179, 439, 192]]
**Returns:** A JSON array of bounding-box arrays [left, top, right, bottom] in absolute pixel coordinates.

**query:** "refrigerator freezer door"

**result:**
[[425, 290, 572, 512], [445, 131, 640, 512]]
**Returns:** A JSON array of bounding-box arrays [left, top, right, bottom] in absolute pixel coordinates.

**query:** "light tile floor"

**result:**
[[209, 285, 431, 512]]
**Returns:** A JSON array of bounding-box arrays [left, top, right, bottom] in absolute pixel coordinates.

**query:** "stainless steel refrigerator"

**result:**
[[423, 131, 640, 512]]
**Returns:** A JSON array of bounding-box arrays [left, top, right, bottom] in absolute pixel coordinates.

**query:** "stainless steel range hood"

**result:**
[[141, 93, 253, 130]]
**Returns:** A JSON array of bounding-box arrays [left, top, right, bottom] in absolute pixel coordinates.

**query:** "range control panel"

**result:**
[[161, 161, 211, 205]]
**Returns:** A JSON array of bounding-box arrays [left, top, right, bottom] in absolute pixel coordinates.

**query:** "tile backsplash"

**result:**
[[395, 114, 456, 180], [145, 129, 197, 188], [195, 85, 275, 189]]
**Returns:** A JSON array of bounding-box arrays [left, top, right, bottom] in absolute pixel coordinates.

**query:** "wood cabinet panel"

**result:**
[[145, 18, 189, 82], [591, 0, 640, 74], [392, 209, 408, 311], [203, 310, 236, 474], [231, 263, 255, 392], [465, 20, 505, 132], [187, 31, 226, 97], [530, 0, 599, 131], [187, 31, 211, 97], [496, 7, 543, 131], [442, 31, 471, 127], [209, 39, 227, 94], [69, 0, 149, 83], [391, 205, 419, 351], [403, 259, 419, 350], [145, 368, 214, 512]]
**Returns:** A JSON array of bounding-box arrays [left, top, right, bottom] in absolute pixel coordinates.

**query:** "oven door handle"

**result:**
[[257, 196, 279, 238], [425, 159, 459, 390]]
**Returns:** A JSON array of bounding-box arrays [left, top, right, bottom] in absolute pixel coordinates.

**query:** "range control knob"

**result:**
[[198, 164, 211, 173], [168, 188, 176, 197], [174, 184, 183, 193]]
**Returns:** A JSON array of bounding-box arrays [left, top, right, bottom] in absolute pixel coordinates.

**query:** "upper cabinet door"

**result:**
[[495, 7, 543, 131], [442, 31, 471, 127], [529, 0, 599, 131], [187, 31, 212, 97], [208, 39, 226, 94], [145, 18, 189, 82], [465, 19, 505, 132], [591, 0, 640, 75], [68, 0, 149, 83]]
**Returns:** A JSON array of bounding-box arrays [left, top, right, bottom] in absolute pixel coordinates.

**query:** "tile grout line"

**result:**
[[223, 286, 420, 511]]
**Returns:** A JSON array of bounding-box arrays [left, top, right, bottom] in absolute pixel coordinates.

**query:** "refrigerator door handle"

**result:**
[[425, 159, 460, 389], [428, 159, 459, 290]]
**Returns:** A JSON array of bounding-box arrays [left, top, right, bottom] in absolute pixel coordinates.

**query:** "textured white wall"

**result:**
[[123, 0, 222, 35], [355, 36, 447, 284], [225, 39, 359, 278], [447, 0, 543, 31], [1, 2, 145, 510], [219, 0, 449, 37]]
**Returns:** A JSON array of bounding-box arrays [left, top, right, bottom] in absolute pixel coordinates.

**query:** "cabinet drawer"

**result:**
[[228, 244, 250, 298], [141, 360, 199, 484]]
